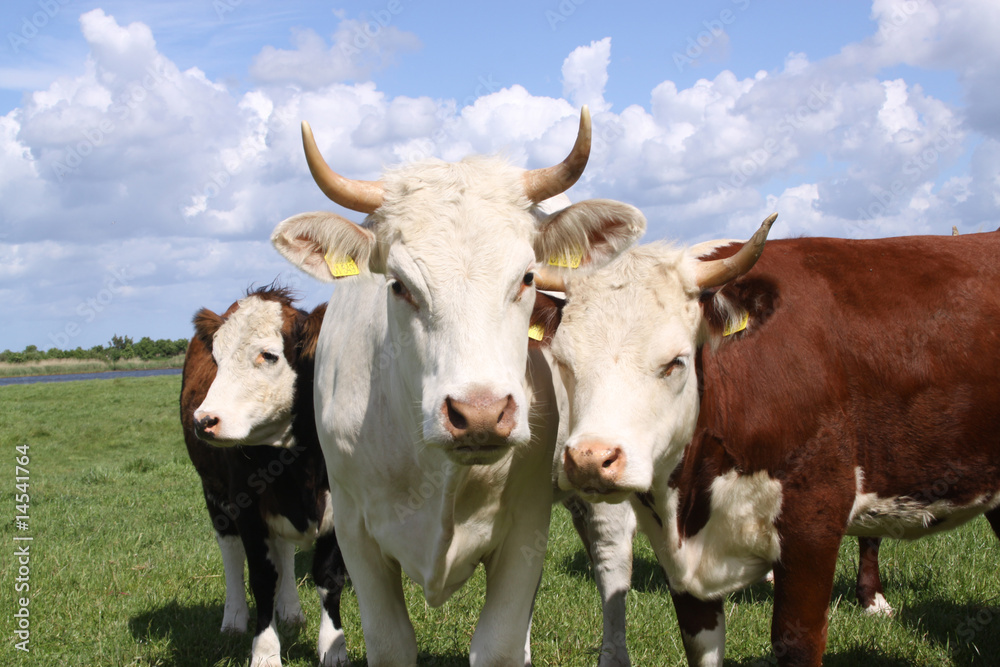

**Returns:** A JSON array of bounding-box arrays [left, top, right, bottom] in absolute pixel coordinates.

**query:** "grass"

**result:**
[[0, 375, 998, 665], [0, 356, 186, 378]]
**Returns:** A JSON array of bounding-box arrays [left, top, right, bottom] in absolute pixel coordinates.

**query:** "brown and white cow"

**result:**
[[542, 221, 1000, 666], [179, 286, 348, 667]]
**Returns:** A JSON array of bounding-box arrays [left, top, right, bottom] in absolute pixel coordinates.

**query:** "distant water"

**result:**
[[0, 368, 183, 387]]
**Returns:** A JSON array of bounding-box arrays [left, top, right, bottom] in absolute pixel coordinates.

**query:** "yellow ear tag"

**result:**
[[547, 248, 583, 269], [324, 251, 360, 278], [723, 311, 749, 337], [528, 323, 545, 341]]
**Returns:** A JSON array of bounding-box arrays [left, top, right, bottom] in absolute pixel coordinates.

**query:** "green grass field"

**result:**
[[1, 375, 998, 666]]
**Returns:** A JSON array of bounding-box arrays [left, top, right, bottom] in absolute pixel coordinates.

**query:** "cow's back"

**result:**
[[694, 232, 1000, 518]]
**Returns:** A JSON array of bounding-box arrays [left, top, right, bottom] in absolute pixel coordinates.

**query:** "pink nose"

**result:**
[[194, 412, 221, 439], [563, 439, 627, 493], [442, 390, 517, 440]]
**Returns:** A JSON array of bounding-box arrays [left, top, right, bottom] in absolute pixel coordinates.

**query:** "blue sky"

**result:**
[[1, 0, 998, 352]]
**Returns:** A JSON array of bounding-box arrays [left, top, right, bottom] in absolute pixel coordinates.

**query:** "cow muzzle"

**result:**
[[194, 412, 222, 441], [439, 389, 518, 462], [563, 439, 630, 500]]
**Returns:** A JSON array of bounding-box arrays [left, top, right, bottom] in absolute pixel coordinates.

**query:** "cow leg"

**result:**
[[769, 535, 841, 667], [313, 531, 350, 666], [855, 537, 892, 615], [472, 508, 552, 666], [273, 538, 305, 626], [242, 525, 282, 667], [216, 532, 250, 633], [670, 590, 725, 667], [564, 495, 635, 666], [336, 509, 416, 667]]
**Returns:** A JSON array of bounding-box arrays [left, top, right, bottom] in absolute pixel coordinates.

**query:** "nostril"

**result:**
[[602, 449, 620, 468], [446, 398, 468, 431], [204, 416, 219, 428]]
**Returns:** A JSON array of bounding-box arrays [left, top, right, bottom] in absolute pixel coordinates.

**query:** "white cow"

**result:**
[[272, 108, 645, 665]]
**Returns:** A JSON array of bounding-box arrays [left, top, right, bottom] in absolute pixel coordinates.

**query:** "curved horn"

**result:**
[[533, 266, 566, 293], [302, 121, 384, 214], [695, 213, 777, 289], [523, 106, 592, 203]]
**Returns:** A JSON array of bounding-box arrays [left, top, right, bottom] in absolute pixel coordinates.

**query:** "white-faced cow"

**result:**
[[179, 286, 348, 667], [271, 107, 646, 665], [544, 220, 1000, 666]]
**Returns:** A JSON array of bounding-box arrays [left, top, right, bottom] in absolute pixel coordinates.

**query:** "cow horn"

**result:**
[[533, 266, 566, 293], [523, 106, 592, 203], [695, 213, 777, 289], [302, 121, 384, 214]]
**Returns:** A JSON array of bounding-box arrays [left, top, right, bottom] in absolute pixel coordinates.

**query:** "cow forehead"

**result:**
[[373, 156, 537, 244], [212, 297, 287, 360], [557, 243, 702, 362]]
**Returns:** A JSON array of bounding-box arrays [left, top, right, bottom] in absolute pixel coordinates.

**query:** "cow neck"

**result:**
[[423, 457, 472, 595]]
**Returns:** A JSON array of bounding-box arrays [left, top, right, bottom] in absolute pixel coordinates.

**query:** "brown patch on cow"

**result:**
[[669, 431, 735, 540], [298, 303, 327, 362], [633, 491, 663, 528], [192, 308, 226, 352]]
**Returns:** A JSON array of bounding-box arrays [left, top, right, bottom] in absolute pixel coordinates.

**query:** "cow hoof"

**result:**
[[863, 592, 894, 617], [251, 626, 282, 667], [250, 656, 282, 667], [319, 625, 349, 666]]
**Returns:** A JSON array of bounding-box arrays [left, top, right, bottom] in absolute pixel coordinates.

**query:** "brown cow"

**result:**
[[540, 219, 1000, 666]]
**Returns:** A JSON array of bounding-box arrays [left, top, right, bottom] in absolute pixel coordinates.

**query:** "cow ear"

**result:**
[[528, 291, 565, 350], [271, 211, 383, 283], [534, 199, 646, 276], [298, 303, 327, 362], [193, 308, 224, 351]]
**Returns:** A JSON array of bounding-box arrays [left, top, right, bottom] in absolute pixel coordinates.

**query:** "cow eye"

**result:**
[[658, 357, 686, 378], [523, 272, 535, 287], [258, 351, 279, 365], [389, 277, 418, 309]]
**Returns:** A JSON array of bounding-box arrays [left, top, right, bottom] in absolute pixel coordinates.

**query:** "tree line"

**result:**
[[0, 335, 189, 364]]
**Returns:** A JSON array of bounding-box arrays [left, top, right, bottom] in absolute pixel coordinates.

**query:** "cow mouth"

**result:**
[[575, 487, 633, 504], [444, 438, 512, 465]]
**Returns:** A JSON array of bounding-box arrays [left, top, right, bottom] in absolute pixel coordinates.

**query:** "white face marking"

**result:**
[[553, 244, 704, 496], [377, 184, 539, 461], [194, 296, 297, 446]]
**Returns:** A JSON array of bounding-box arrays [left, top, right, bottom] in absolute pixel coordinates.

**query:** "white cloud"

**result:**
[[2, 1, 1000, 350], [249, 20, 421, 89], [561, 37, 612, 113]]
